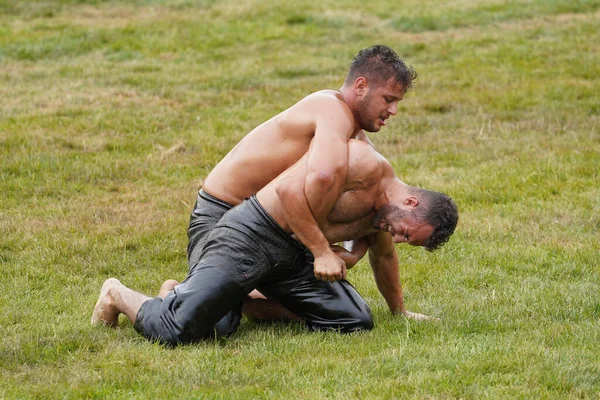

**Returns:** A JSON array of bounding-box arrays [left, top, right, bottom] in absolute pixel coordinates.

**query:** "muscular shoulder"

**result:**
[[268, 90, 355, 144], [299, 90, 354, 125], [347, 140, 388, 184], [304, 89, 346, 105], [354, 130, 374, 148], [348, 139, 381, 162]]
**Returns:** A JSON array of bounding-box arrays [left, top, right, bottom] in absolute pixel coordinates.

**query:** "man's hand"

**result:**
[[403, 310, 440, 321], [330, 244, 357, 269], [314, 251, 347, 282]]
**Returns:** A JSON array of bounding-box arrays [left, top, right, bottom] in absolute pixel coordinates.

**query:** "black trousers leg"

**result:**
[[135, 263, 248, 345], [257, 263, 374, 333], [136, 224, 275, 346], [185, 191, 241, 336]]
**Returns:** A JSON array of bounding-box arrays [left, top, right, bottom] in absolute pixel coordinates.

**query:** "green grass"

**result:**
[[1, 0, 599, 398]]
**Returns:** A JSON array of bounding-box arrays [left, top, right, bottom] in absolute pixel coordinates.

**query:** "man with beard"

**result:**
[[92, 139, 458, 346], [182, 45, 425, 335], [94, 45, 428, 336]]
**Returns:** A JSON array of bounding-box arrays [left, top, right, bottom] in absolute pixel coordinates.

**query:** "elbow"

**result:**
[[276, 178, 304, 204], [305, 166, 344, 193]]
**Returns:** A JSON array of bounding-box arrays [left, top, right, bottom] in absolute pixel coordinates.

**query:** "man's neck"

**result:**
[[374, 178, 408, 211], [340, 85, 363, 135]]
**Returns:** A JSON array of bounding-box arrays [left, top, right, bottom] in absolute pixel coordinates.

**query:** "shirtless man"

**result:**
[[189, 44, 416, 280], [92, 140, 458, 346], [179, 45, 420, 335]]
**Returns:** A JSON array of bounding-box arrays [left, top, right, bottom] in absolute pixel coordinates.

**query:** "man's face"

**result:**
[[356, 78, 404, 132], [373, 205, 434, 246]]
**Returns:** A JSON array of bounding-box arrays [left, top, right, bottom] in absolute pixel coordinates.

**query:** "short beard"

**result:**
[[357, 91, 378, 132], [372, 204, 409, 230]]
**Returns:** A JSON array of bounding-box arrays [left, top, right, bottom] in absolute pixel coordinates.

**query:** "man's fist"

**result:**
[[313, 251, 347, 282]]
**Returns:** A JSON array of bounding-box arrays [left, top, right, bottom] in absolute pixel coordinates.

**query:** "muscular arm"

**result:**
[[277, 99, 355, 281], [367, 231, 406, 314], [304, 121, 351, 225], [367, 232, 438, 320], [275, 162, 348, 282]]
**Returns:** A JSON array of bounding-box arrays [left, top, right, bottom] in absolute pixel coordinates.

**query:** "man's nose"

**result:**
[[388, 102, 398, 116]]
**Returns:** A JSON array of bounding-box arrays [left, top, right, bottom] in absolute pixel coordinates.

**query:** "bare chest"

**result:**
[[323, 191, 377, 242]]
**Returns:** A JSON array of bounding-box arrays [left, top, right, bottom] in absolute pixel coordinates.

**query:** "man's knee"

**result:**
[[342, 305, 374, 332], [306, 302, 374, 333], [213, 306, 243, 337], [358, 307, 375, 331], [134, 267, 245, 345]]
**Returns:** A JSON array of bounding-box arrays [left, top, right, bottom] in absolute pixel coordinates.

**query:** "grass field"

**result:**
[[1, 0, 599, 398]]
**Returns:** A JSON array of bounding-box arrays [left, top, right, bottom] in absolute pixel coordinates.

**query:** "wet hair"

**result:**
[[409, 187, 459, 252], [345, 45, 418, 93]]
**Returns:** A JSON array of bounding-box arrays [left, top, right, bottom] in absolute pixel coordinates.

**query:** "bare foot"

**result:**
[[91, 278, 123, 327], [158, 279, 179, 298]]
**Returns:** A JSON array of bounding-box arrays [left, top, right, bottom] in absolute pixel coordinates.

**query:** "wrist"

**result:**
[[388, 302, 406, 315], [310, 242, 335, 259]]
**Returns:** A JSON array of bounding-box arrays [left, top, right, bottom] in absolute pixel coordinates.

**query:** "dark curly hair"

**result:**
[[345, 45, 418, 93], [409, 187, 458, 251]]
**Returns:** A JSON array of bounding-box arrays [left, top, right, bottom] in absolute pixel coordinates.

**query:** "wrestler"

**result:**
[[182, 45, 420, 334], [92, 140, 458, 346], [188, 45, 417, 281]]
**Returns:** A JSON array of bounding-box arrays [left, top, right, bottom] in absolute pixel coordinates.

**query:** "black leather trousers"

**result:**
[[134, 193, 373, 346]]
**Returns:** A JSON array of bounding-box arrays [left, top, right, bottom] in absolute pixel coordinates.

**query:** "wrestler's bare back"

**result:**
[[257, 140, 399, 244], [202, 90, 360, 205]]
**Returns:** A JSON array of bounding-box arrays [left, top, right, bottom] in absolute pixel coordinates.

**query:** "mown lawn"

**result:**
[[1, 0, 599, 398]]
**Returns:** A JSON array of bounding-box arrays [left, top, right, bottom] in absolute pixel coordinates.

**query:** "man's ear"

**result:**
[[403, 195, 419, 209], [354, 77, 367, 96]]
